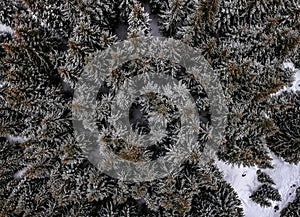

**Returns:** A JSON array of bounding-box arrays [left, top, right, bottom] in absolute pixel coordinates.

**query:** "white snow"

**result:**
[[272, 62, 300, 96], [293, 69, 300, 91], [284, 62, 300, 92], [217, 153, 300, 217], [13, 166, 29, 179], [5, 135, 28, 143], [142, 1, 161, 37], [0, 23, 14, 34]]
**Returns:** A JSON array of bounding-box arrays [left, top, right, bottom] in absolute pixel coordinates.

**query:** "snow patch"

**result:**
[[283, 62, 295, 71], [5, 135, 28, 144], [142, 1, 161, 37], [217, 154, 300, 217], [0, 23, 14, 34], [13, 166, 29, 179], [272, 62, 300, 96]]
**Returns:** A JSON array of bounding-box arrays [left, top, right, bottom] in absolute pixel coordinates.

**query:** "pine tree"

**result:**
[[159, 0, 196, 36], [1, 0, 299, 215], [250, 184, 282, 208], [0, 0, 27, 29], [267, 90, 300, 164], [0, 32, 12, 58], [281, 187, 300, 217], [0, 137, 24, 211], [117, 0, 137, 20], [149, 0, 168, 14], [127, 2, 151, 38], [256, 170, 275, 185], [176, 0, 220, 47], [150, 0, 300, 169], [60, 18, 117, 87]]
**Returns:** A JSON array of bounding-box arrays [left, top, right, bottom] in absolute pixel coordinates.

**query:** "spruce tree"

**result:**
[[117, 0, 137, 20], [281, 187, 300, 217], [158, 0, 196, 36], [250, 184, 282, 208], [256, 170, 275, 185], [165, 0, 299, 168], [267, 90, 300, 164], [127, 2, 151, 38], [0, 0, 299, 215]]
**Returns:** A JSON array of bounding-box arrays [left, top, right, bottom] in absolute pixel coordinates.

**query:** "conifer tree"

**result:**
[[250, 184, 282, 208], [0, 0, 299, 215], [0, 0, 26, 29], [166, 0, 299, 168], [127, 2, 151, 38], [267, 90, 300, 164], [117, 0, 137, 20], [281, 187, 300, 217], [60, 18, 117, 87], [149, 0, 168, 14], [256, 170, 275, 185], [159, 0, 195, 36]]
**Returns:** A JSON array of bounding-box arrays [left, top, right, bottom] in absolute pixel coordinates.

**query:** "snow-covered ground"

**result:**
[[0, 23, 13, 34], [217, 154, 300, 217]]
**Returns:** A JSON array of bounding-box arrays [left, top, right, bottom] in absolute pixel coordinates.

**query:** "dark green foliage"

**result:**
[[0, 137, 24, 211], [61, 19, 117, 86], [149, 0, 168, 14], [256, 170, 275, 185], [141, 163, 243, 217], [281, 187, 300, 217], [250, 184, 282, 208], [267, 91, 300, 164], [117, 0, 136, 20], [190, 180, 244, 217], [0, 1, 242, 216], [155, 0, 300, 168], [1, 0, 299, 215], [0, 32, 11, 58], [0, 0, 27, 28], [159, 0, 196, 36]]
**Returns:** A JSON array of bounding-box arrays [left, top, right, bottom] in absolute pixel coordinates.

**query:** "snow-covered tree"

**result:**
[[159, 0, 196, 36], [281, 186, 300, 217], [250, 184, 282, 208], [267, 90, 300, 164], [127, 2, 151, 38], [256, 170, 275, 185], [0, 0, 299, 215]]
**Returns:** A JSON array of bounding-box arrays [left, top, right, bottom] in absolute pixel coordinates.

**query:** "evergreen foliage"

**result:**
[[127, 2, 151, 38], [150, 0, 300, 168], [0, 0, 26, 29], [0, 0, 299, 215], [281, 187, 300, 217], [250, 184, 282, 208], [256, 170, 275, 185], [266, 90, 300, 164], [117, 0, 137, 20]]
